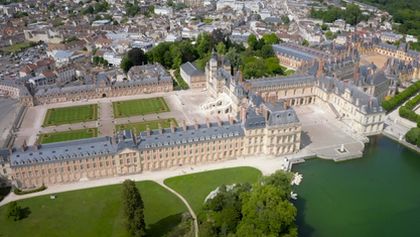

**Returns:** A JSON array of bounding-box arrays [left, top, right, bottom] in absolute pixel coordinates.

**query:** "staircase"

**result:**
[[328, 102, 341, 119]]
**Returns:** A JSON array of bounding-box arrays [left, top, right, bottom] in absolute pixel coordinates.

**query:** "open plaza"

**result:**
[[13, 89, 213, 146]]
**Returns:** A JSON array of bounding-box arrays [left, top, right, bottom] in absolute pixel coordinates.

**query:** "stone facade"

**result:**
[[10, 106, 301, 188]]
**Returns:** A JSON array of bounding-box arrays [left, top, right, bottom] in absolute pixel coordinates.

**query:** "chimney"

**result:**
[[228, 115, 234, 125], [33, 141, 39, 150], [21, 140, 27, 151], [354, 61, 360, 81], [240, 106, 247, 124], [158, 123, 163, 134], [170, 120, 176, 133], [316, 59, 324, 78], [182, 120, 187, 131], [206, 117, 210, 128], [146, 125, 151, 136], [194, 119, 199, 130], [217, 116, 222, 127]]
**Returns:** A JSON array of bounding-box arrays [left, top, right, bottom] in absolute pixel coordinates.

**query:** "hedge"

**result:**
[[382, 81, 420, 112], [405, 127, 420, 147], [398, 94, 420, 125], [13, 184, 47, 195]]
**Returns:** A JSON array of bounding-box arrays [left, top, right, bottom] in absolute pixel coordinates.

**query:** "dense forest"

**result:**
[[310, 4, 369, 26], [359, 0, 420, 49]]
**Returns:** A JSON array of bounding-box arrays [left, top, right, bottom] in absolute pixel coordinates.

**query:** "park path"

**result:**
[[98, 101, 114, 137], [156, 180, 199, 237]]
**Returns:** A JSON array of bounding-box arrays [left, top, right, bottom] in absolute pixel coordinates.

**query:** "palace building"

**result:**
[[10, 102, 301, 188], [3, 43, 393, 189]]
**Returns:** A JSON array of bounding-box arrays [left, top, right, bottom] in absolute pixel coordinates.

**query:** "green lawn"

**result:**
[[116, 118, 177, 135], [113, 97, 169, 118], [38, 128, 98, 144], [164, 167, 262, 213], [0, 181, 188, 237], [43, 104, 98, 126], [1, 41, 34, 54]]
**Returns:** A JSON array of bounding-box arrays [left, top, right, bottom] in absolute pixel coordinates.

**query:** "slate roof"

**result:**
[[138, 122, 244, 149], [248, 75, 316, 89], [273, 44, 317, 61], [180, 62, 204, 76], [11, 137, 117, 167]]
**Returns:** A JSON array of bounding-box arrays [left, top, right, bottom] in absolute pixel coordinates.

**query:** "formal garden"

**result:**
[[112, 97, 169, 118], [42, 104, 98, 126], [116, 118, 177, 135], [38, 128, 98, 144]]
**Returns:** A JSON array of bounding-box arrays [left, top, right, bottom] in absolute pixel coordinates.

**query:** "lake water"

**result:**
[[292, 136, 420, 237]]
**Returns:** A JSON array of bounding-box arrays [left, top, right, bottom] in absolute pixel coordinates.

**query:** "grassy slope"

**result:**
[[112, 97, 169, 118], [0, 181, 187, 237], [38, 128, 98, 144], [43, 104, 98, 126], [164, 167, 262, 213]]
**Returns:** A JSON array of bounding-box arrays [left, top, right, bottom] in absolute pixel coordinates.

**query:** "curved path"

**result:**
[[157, 180, 199, 237]]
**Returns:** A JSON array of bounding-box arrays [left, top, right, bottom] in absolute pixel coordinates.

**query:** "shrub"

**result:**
[[382, 81, 420, 112], [14, 184, 47, 195], [398, 94, 420, 124], [405, 127, 420, 147]]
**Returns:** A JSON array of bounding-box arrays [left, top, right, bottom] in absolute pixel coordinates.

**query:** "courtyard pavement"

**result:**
[[14, 89, 226, 146]]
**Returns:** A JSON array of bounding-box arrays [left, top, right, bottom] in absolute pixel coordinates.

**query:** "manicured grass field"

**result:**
[[38, 128, 98, 144], [113, 97, 169, 118], [43, 104, 98, 126], [164, 167, 262, 213], [0, 181, 187, 237], [1, 41, 33, 54], [116, 118, 178, 135]]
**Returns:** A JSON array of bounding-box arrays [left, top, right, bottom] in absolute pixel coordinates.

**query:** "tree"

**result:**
[[225, 47, 242, 70], [7, 201, 24, 221], [125, 0, 140, 17], [302, 39, 309, 46], [216, 42, 226, 55], [405, 127, 420, 147], [120, 48, 147, 73], [262, 33, 280, 45], [247, 34, 258, 50], [196, 33, 213, 58], [121, 56, 134, 73], [259, 44, 275, 58], [237, 185, 297, 237], [122, 180, 145, 237], [127, 48, 147, 66], [325, 31, 335, 40]]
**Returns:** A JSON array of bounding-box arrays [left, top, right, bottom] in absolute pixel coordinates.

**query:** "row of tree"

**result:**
[[199, 171, 298, 237], [310, 4, 369, 26], [399, 94, 420, 126], [381, 81, 420, 112]]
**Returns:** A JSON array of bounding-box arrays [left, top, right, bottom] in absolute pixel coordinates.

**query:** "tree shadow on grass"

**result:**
[[146, 213, 183, 237], [20, 207, 31, 220], [292, 197, 315, 237]]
